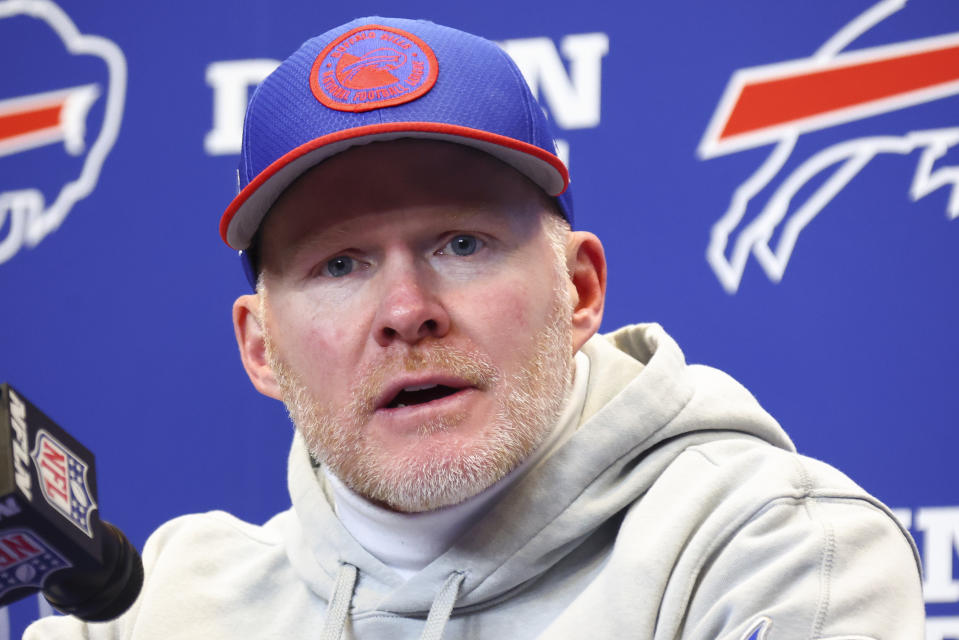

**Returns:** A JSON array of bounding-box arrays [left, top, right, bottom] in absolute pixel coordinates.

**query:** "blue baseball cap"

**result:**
[[219, 16, 572, 256]]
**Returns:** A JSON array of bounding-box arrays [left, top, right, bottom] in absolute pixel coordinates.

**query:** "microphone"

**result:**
[[0, 383, 143, 621]]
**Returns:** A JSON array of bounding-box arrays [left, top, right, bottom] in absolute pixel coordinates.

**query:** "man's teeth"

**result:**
[[403, 383, 438, 392]]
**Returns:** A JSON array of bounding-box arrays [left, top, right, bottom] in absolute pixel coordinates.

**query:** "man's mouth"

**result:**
[[386, 383, 463, 409]]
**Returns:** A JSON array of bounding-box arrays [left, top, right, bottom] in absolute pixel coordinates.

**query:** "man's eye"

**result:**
[[325, 256, 355, 277], [444, 235, 482, 256]]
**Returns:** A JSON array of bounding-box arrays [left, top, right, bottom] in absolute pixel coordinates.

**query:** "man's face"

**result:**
[[253, 140, 576, 512]]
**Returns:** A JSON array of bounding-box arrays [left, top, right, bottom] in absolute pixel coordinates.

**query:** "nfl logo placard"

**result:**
[[30, 429, 97, 537], [0, 529, 71, 601]]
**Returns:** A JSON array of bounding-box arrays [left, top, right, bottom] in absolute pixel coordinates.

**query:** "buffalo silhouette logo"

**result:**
[[699, 0, 958, 293], [335, 47, 408, 89], [0, 0, 126, 266]]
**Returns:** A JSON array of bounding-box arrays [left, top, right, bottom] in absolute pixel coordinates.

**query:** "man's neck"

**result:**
[[325, 350, 590, 579]]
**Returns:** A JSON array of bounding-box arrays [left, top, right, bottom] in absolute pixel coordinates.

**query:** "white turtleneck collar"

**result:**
[[324, 349, 590, 579]]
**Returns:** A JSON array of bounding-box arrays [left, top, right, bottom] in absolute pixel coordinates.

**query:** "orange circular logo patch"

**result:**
[[310, 24, 438, 112]]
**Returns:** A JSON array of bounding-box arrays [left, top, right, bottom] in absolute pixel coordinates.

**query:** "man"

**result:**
[[27, 16, 924, 640]]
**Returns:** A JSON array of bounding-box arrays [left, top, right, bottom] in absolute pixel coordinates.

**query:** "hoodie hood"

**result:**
[[285, 323, 794, 618]]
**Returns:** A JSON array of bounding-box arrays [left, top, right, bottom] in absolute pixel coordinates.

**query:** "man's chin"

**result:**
[[318, 431, 525, 513]]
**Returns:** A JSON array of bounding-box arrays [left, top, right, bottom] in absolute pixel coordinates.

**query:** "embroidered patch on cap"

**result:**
[[310, 24, 438, 112]]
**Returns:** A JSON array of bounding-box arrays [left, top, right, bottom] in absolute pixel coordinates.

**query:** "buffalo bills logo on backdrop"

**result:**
[[699, 0, 959, 293], [0, 0, 126, 266], [310, 24, 438, 112], [29, 430, 97, 537], [0, 530, 70, 602]]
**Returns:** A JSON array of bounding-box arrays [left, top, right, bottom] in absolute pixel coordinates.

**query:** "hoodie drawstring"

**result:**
[[321, 563, 358, 640], [320, 566, 464, 640], [418, 571, 465, 640]]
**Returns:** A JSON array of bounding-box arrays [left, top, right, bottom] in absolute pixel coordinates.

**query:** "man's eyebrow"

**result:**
[[433, 205, 512, 225], [284, 220, 353, 255], [279, 205, 511, 257], [316, 223, 353, 242]]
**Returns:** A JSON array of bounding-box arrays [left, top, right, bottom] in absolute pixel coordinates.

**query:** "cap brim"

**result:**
[[220, 122, 569, 250]]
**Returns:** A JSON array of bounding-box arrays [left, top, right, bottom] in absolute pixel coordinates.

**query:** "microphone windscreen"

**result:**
[[42, 519, 144, 621]]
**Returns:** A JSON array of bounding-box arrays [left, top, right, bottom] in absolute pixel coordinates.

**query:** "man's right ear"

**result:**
[[233, 294, 283, 400]]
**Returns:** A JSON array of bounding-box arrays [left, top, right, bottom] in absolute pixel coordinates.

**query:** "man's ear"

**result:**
[[233, 294, 283, 400], [566, 231, 607, 352]]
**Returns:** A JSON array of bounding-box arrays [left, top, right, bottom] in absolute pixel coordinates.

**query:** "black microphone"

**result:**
[[0, 383, 143, 621]]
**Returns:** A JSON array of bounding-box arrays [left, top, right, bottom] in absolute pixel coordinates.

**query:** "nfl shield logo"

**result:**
[[30, 430, 97, 537], [0, 529, 71, 601]]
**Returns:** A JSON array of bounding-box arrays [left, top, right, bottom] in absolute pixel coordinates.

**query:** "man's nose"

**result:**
[[372, 262, 451, 347]]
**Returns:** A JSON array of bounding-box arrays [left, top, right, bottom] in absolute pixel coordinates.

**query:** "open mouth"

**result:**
[[386, 384, 463, 409]]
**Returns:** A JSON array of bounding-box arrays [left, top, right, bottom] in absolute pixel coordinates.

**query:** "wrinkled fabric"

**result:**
[[25, 324, 925, 639]]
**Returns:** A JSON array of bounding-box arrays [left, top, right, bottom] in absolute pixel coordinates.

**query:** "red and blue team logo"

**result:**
[[30, 430, 98, 538], [699, 0, 959, 293], [0, 529, 71, 601], [310, 24, 438, 112], [0, 0, 126, 267]]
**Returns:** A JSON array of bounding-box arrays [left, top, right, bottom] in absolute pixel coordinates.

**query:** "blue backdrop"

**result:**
[[2, 0, 956, 636]]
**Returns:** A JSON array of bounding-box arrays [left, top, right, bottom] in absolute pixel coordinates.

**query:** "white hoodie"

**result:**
[[25, 324, 925, 639]]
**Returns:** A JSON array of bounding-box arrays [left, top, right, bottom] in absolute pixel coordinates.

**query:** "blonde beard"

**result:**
[[264, 220, 575, 513]]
